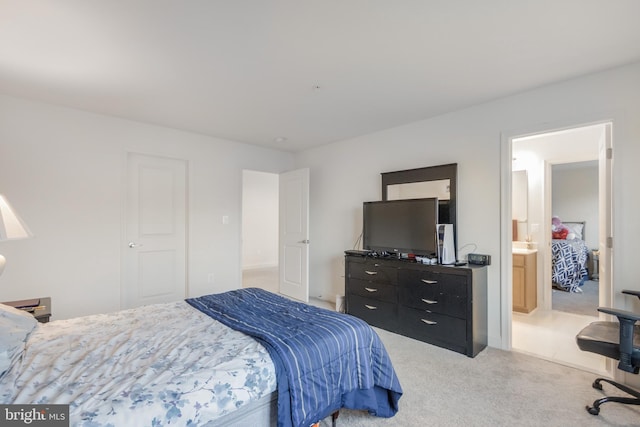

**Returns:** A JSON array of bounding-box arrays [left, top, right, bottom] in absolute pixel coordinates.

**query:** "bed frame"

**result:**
[[562, 221, 586, 242], [212, 392, 277, 426]]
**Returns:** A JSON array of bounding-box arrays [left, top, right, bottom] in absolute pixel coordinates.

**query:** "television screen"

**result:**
[[363, 198, 438, 256]]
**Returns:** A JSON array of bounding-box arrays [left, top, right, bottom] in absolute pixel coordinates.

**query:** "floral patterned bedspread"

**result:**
[[0, 301, 277, 426]]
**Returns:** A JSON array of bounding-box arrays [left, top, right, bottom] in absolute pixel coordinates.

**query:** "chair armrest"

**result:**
[[598, 307, 640, 322], [622, 289, 640, 301], [598, 306, 640, 373]]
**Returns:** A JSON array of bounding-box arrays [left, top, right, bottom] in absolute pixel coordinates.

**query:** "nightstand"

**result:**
[[2, 297, 51, 323]]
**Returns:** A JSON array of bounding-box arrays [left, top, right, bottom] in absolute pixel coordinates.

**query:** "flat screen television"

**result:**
[[363, 197, 438, 256]]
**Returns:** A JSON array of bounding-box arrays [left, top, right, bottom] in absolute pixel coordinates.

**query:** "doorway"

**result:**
[[241, 170, 279, 293], [509, 123, 611, 374], [241, 168, 311, 302], [550, 161, 599, 315]]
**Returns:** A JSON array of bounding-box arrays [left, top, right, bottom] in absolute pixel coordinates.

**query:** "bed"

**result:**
[[1, 287, 402, 427], [551, 221, 590, 292]]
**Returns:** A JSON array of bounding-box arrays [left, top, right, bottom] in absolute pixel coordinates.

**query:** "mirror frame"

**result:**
[[381, 163, 457, 249]]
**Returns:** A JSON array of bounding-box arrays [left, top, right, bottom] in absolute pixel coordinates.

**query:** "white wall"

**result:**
[[0, 94, 293, 319], [294, 61, 640, 348], [242, 170, 279, 269]]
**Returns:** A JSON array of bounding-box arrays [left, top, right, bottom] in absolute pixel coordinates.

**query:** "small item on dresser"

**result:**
[[344, 249, 372, 257], [468, 253, 491, 265]]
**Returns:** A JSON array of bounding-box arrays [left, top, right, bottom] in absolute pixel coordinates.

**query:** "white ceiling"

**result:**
[[1, 1, 639, 152]]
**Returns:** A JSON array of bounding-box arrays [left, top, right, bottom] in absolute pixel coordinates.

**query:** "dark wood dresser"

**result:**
[[345, 255, 487, 357]]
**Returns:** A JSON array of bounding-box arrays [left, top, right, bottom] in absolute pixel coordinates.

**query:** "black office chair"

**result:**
[[576, 289, 640, 415]]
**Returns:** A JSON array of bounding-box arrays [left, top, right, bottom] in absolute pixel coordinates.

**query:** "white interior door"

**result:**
[[279, 168, 309, 302], [122, 153, 187, 309]]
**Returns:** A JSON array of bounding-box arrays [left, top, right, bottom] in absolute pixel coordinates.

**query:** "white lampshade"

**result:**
[[0, 194, 32, 241], [0, 194, 32, 277]]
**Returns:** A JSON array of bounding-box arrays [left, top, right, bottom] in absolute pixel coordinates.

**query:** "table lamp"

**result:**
[[0, 194, 33, 277]]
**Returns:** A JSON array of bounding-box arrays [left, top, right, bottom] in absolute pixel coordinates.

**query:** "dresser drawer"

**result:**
[[399, 306, 466, 354], [347, 278, 397, 302], [399, 286, 467, 318], [398, 269, 467, 317], [399, 268, 468, 292], [347, 294, 397, 331], [348, 260, 397, 283]]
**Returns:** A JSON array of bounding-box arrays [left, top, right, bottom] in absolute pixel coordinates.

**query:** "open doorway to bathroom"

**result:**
[[510, 122, 611, 375], [241, 170, 279, 293]]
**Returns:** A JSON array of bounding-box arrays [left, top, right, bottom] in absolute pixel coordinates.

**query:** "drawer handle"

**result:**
[[421, 299, 437, 304], [364, 304, 378, 310], [364, 287, 378, 292], [365, 271, 378, 275], [421, 279, 437, 284], [421, 319, 437, 325]]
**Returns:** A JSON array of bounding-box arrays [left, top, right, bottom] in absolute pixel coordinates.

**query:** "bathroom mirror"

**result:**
[[512, 170, 528, 241], [381, 163, 457, 248]]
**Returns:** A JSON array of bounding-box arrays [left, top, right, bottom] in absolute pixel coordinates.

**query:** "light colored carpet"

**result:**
[[319, 327, 640, 427], [553, 280, 599, 316]]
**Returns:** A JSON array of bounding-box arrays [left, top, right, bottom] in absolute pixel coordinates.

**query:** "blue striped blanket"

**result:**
[[186, 288, 402, 427]]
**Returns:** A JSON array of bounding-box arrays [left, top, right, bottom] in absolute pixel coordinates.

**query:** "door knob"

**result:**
[[128, 242, 143, 248], [298, 239, 310, 244]]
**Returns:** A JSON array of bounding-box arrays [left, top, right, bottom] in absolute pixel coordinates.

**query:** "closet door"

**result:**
[[123, 153, 187, 309]]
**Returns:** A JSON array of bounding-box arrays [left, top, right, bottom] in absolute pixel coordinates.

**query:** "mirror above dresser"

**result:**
[[381, 163, 457, 250]]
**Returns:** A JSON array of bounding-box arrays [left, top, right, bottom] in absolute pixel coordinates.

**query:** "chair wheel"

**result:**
[[586, 405, 600, 415], [592, 380, 603, 390]]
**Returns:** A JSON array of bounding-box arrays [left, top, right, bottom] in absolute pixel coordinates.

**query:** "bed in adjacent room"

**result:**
[[551, 219, 590, 293], [1, 288, 402, 427]]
